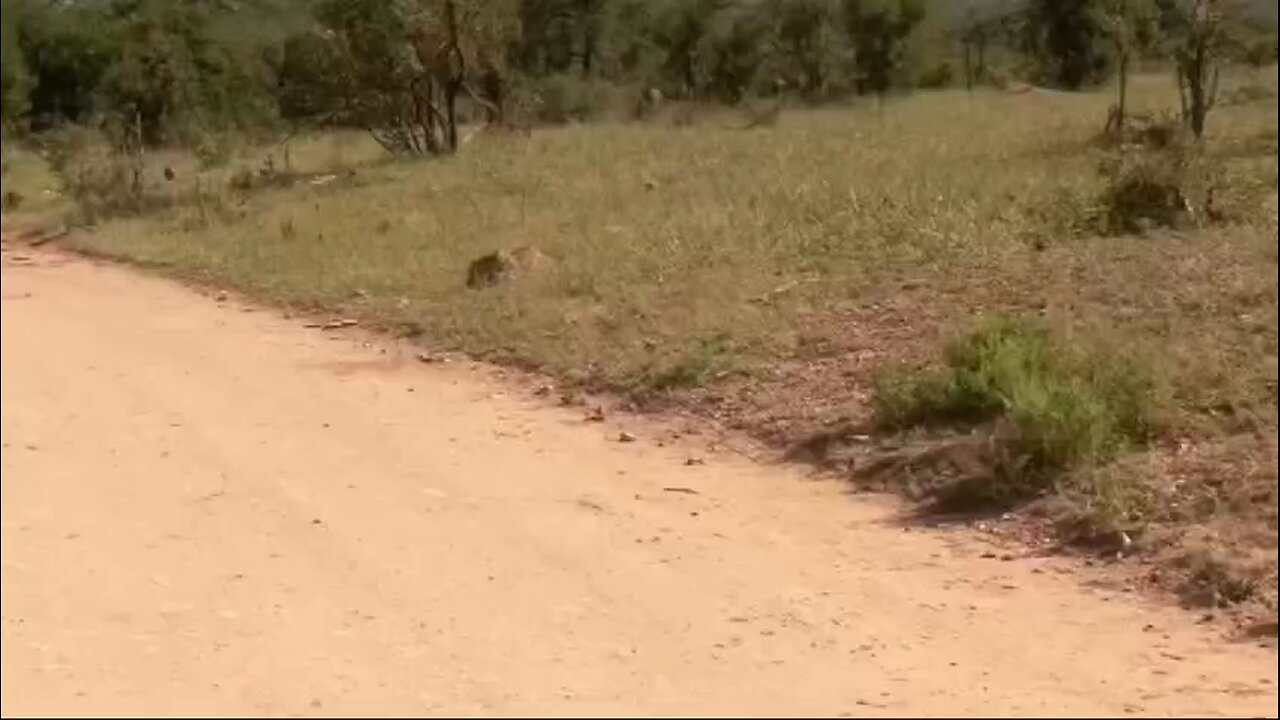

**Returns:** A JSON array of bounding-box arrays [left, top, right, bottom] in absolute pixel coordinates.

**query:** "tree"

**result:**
[[11, 1, 120, 129], [842, 0, 926, 96], [768, 0, 844, 97], [3, 0, 280, 144], [959, 8, 991, 90], [1093, 0, 1159, 139], [1, 0, 32, 127], [577, 0, 605, 77], [97, 0, 273, 147], [650, 0, 722, 97], [1024, 0, 1110, 89], [1159, 0, 1235, 139], [698, 2, 771, 101], [514, 0, 573, 74], [599, 0, 660, 79], [279, 0, 515, 155]]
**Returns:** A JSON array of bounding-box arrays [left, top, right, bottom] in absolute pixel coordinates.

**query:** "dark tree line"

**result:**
[[1, 0, 1275, 152]]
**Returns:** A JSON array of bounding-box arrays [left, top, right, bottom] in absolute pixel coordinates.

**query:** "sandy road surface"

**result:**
[[1, 246, 1276, 718]]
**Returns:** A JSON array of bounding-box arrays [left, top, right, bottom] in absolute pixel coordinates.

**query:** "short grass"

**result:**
[[8, 68, 1278, 613]]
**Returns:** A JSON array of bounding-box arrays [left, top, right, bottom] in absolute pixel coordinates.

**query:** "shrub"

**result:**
[[875, 316, 1057, 431], [1102, 112, 1188, 151], [37, 127, 147, 222], [637, 335, 738, 394], [524, 74, 616, 124], [873, 316, 1161, 496], [916, 60, 954, 89], [1097, 149, 1195, 234]]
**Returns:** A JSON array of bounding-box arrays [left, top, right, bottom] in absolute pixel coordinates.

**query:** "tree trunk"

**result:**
[[580, 0, 596, 78], [479, 63, 503, 126], [424, 81, 438, 149], [975, 34, 986, 85], [444, 0, 461, 151], [1189, 45, 1207, 138], [1116, 50, 1129, 137], [963, 40, 974, 91]]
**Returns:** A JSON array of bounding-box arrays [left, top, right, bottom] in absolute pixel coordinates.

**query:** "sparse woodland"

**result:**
[[2, 0, 1275, 148]]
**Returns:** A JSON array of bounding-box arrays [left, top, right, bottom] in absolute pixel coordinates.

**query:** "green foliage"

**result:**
[[649, 0, 723, 95], [36, 126, 147, 221], [514, 0, 606, 76], [639, 334, 738, 394], [769, 0, 846, 97], [523, 73, 616, 123], [1, 0, 33, 127], [12, 0, 119, 127], [874, 316, 1161, 492], [305, 0, 425, 124], [1, 0, 1273, 152], [875, 316, 1053, 430], [844, 0, 927, 94], [277, 0, 445, 153], [276, 0, 522, 154], [4, 0, 281, 145], [915, 59, 954, 88], [517, 0, 935, 102], [97, 0, 276, 146], [698, 2, 773, 101], [272, 32, 343, 123], [1089, 139, 1248, 236], [1096, 147, 1196, 233], [1091, 0, 1162, 54], [1156, 0, 1252, 138], [1022, 0, 1113, 89]]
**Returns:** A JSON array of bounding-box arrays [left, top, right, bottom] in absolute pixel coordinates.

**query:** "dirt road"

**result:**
[[1, 247, 1276, 718]]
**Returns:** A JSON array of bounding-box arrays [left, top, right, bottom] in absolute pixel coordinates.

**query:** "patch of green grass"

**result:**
[[874, 315, 1163, 494], [636, 334, 740, 395], [0, 142, 70, 217]]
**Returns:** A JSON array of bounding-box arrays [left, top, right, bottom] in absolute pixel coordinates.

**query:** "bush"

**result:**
[[523, 74, 617, 124], [1, 0, 32, 128], [1098, 151, 1194, 234], [916, 60, 954, 89], [227, 152, 296, 193], [36, 125, 240, 224], [57, 155, 148, 222], [36, 127, 146, 222], [875, 317, 1058, 430], [1101, 112, 1187, 151], [1091, 141, 1236, 236], [873, 316, 1161, 494], [637, 335, 738, 394]]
